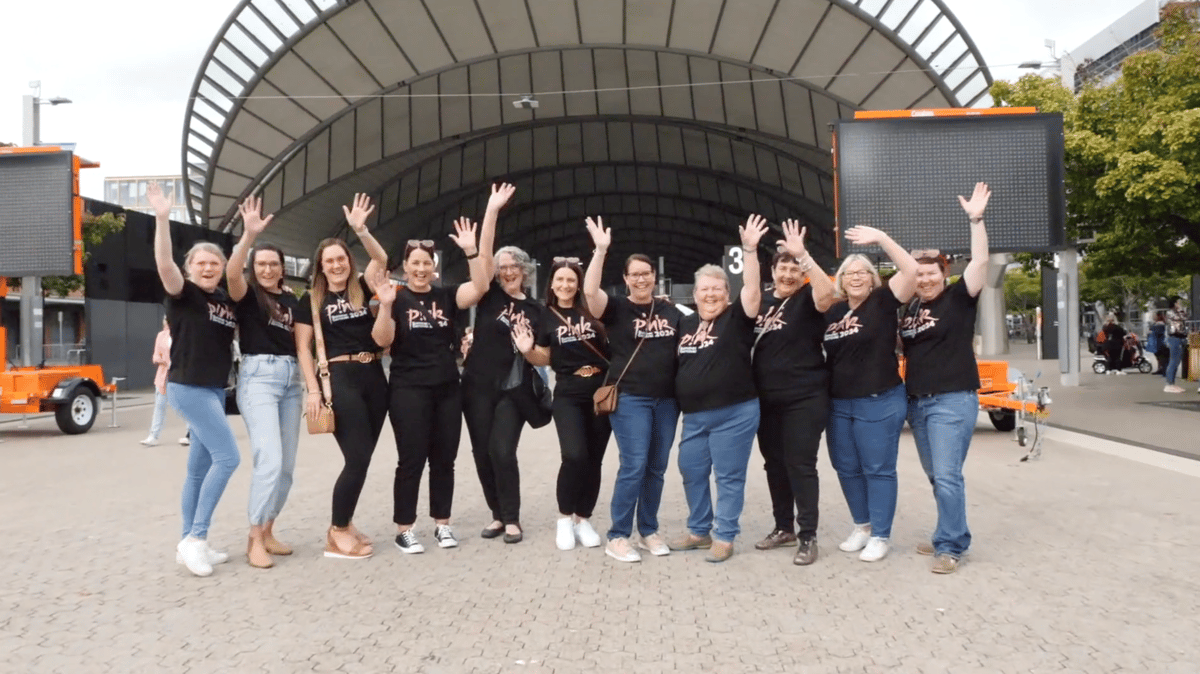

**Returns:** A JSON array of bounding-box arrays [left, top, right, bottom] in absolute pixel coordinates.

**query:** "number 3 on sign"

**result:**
[[727, 246, 743, 274]]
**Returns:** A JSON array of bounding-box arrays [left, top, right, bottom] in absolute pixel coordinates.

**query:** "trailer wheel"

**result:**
[[988, 409, 1016, 432], [1138, 359, 1153, 374], [55, 386, 97, 435]]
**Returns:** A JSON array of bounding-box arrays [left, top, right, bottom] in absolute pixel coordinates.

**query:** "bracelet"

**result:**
[[742, 246, 757, 252], [464, 250, 480, 260], [969, 216, 984, 224], [799, 256, 813, 273]]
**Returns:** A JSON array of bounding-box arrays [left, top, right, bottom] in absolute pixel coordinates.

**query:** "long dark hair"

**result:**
[[248, 243, 288, 322], [545, 260, 606, 340]]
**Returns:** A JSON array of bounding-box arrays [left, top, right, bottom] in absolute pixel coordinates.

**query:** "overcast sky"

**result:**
[[0, 0, 1149, 202]]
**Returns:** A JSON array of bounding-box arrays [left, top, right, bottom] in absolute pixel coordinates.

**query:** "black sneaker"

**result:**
[[793, 537, 818, 566], [394, 530, 425, 554], [434, 524, 458, 549]]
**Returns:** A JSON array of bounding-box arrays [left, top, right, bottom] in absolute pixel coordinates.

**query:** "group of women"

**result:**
[[151, 175, 993, 578]]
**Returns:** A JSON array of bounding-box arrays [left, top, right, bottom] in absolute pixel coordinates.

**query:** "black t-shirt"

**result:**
[[389, 284, 461, 386], [236, 289, 299, 357], [900, 279, 981, 396], [536, 304, 610, 400], [295, 276, 378, 359], [600, 295, 683, 399], [675, 301, 758, 414], [753, 286, 829, 401], [823, 286, 903, 399], [462, 281, 541, 385], [166, 280, 236, 387]]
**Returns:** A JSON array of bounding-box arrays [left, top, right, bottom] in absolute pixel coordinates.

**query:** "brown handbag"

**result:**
[[306, 293, 336, 435], [591, 302, 653, 417]]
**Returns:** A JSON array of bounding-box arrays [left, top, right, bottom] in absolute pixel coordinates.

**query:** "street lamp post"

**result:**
[[18, 81, 73, 367]]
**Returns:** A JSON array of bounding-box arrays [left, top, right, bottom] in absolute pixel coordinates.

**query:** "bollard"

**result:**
[[19, 413, 29, 429], [108, 377, 125, 428]]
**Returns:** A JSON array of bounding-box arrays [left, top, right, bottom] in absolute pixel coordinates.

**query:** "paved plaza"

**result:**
[[2, 348, 1199, 673]]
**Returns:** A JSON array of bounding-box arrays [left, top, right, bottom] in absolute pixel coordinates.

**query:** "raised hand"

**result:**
[[238, 194, 274, 236], [449, 217, 478, 254], [487, 183, 517, 212], [585, 216, 610, 251], [844, 225, 886, 246], [376, 279, 397, 306], [958, 182, 991, 220], [780, 219, 808, 259], [342, 193, 375, 234], [511, 322, 535, 354], [147, 181, 173, 219], [740, 214, 769, 249]]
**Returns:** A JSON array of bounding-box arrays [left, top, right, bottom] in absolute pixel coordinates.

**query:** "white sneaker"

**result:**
[[635, 533, 671, 557], [175, 542, 229, 566], [179, 436, 191, 446], [838, 524, 872, 552], [139, 436, 159, 446], [604, 537, 642, 563], [1165, 384, 1185, 393], [434, 524, 458, 549], [556, 517, 576, 550], [177, 536, 213, 577], [573, 519, 602, 548], [859, 536, 890, 562]]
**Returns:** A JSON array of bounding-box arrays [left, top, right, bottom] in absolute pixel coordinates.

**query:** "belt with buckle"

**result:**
[[573, 365, 603, 377], [328, 351, 384, 364]]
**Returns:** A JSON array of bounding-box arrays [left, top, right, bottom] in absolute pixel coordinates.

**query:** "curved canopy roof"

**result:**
[[183, 0, 991, 283]]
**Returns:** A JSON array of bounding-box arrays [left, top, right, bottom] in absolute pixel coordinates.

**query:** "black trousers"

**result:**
[[328, 361, 389, 528], [389, 380, 461, 525], [552, 390, 612, 518], [756, 391, 829, 538], [461, 373, 526, 525]]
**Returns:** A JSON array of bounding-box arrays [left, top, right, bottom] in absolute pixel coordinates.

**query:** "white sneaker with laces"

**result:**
[[838, 524, 872, 552], [859, 536, 890, 562], [573, 519, 602, 548], [175, 542, 229, 566], [394, 530, 425, 554], [556, 517, 576, 550], [636, 533, 671, 556], [434, 524, 458, 549], [177, 536, 213, 577], [604, 537, 642, 563], [140, 436, 159, 446], [1165, 384, 1185, 393]]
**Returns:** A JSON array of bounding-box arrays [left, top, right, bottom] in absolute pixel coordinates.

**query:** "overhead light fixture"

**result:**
[[46, 97, 72, 105], [1018, 61, 1043, 69], [512, 95, 538, 109]]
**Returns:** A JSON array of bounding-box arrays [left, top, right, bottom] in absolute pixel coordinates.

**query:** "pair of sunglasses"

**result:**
[[407, 239, 435, 250], [552, 256, 581, 266]]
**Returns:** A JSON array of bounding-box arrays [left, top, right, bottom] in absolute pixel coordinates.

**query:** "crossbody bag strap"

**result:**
[[548, 306, 610, 364], [602, 299, 655, 387], [310, 293, 335, 407]]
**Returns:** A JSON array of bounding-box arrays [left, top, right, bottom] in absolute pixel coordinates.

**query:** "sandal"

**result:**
[[345, 523, 373, 547], [324, 527, 373, 559]]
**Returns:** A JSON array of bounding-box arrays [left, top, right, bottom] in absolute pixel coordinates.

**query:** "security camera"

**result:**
[[512, 95, 539, 109]]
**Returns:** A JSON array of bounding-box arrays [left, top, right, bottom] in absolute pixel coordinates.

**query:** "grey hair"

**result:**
[[693, 264, 729, 291], [833, 254, 882, 300], [183, 242, 227, 280], [495, 245, 536, 288]]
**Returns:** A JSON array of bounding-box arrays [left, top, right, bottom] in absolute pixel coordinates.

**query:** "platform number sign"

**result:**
[[723, 245, 745, 298]]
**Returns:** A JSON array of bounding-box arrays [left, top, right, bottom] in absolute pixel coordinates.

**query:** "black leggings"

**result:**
[[552, 391, 611, 518], [461, 374, 526, 525], [329, 361, 389, 527], [389, 381, 461, 525], [756, 391, 829, 538]]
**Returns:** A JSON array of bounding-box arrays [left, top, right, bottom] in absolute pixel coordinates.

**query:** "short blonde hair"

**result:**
[[693, 264, 729, 291], [834, 254, 882, 299], [183, 242, 227, 280]]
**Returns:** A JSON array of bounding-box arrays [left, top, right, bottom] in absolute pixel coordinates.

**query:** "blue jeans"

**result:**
[[237, 355, 304, 526], [168, 383, 242, 540], [827, 384, 907, 539], [907, 390, 977, 557], [677, 398, 761, 543], [607, 394, 679, 540], [1166, 335, 1186, 385]]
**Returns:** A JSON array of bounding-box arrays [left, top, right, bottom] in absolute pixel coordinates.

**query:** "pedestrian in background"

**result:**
[[141, 319, 191, 447]]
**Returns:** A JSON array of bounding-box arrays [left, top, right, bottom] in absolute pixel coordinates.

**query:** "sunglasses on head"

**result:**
[[407, 239, 435, 250], [552, 256, 581, 266]]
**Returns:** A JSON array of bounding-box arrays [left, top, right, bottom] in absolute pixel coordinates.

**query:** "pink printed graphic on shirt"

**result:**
[[408, 302, 449, 330], [824, 313, 862, 341], [208, 302, 237, 328], [755, 305, 788, 335], [899, 307, 938, 340], [555, 315, 598, 345], [633, 314, 675, 339], [678, 322, 716, 354]]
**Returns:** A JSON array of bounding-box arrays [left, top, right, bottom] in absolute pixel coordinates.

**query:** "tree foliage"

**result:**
[[1004, 267, 1042, 319], [7, 211, 127, 296], [990, 3, 1200, 278]]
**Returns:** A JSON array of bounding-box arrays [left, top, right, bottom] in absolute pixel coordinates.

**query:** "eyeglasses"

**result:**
[[910, 249, 940, 259], [497, 263, 522, 273], [843, 270, 872, 278], [625, 271, 654, 279], [254, 260, 282, 268]]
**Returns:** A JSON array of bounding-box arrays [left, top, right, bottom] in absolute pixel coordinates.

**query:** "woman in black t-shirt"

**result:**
[[823, 226, 918, 564], [512, 257, 612, 552], [148, 181, 240, 578], [294, 193, 390, 561], [461, 184, 542, 544], [371, 217, 490, 554], [901, 183, 991, 574], [1101, 314, 1128, 373], [750, 220, 837, 566], [583, 218, 684, 563], [225, 195, 303, 569], [667, 216, 768, 564]]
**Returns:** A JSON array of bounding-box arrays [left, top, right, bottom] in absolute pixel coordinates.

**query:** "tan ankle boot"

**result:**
[[262, 521, 293, 556], [247, 532, 274, 569]]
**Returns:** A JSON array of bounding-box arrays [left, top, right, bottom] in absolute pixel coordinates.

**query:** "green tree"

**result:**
[[7, 211, 126, 295], [991, 3, 1200, 277], [1077, 264, 1187, 320], [1004, 267, 1042, 319]]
